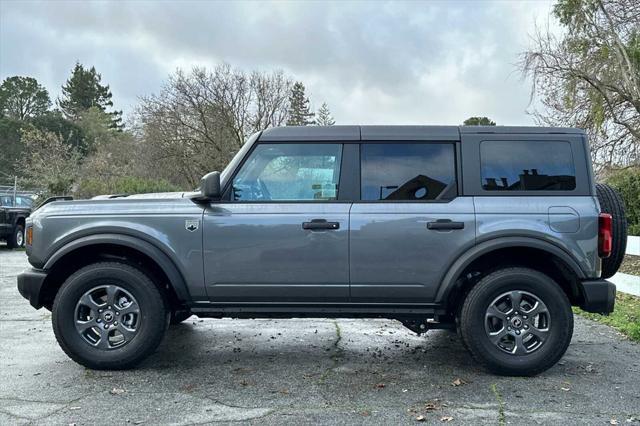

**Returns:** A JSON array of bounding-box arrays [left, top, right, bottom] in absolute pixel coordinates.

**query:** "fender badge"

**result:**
[[185, 220, 199, 232]]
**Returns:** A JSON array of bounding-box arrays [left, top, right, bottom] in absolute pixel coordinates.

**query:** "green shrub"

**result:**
[[575, 292, 640, 342], [75, 176, 181, 199], [606, 167, 640, 236]]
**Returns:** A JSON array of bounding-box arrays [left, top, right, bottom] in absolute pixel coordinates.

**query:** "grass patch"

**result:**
[[619, 255, 640, 275], [574, 292, 640, 342]]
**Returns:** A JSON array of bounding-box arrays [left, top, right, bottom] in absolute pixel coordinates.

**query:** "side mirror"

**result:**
[[200, 171, 221, 200]]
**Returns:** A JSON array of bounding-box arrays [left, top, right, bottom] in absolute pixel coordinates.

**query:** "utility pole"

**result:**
[[13, 176, 17, 205]]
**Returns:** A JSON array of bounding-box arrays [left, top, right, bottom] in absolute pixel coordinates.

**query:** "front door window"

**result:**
[[232, 143, 342, 201]]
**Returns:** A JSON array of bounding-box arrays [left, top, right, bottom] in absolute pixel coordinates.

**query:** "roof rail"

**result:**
[[35, 196, 73, 210]]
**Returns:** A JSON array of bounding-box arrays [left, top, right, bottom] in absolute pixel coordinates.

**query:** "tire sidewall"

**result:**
[[170, 310, 192, 325], [53, 264, 167, 369], [15, 225, 24, 247], [463, 270, 573, 374], [596, 183, 627, 278], [6, 224, 23, 249]]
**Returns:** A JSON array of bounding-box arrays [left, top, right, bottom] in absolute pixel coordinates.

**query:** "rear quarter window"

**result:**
[[480, 140, 576, 191]]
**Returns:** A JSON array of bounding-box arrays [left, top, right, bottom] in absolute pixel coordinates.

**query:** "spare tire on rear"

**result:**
[[596, 183, 627, 279]]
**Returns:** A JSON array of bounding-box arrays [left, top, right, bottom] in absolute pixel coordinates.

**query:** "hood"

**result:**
[[31, 192, 201, 219]]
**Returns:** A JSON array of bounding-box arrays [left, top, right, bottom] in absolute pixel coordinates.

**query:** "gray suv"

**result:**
[[17, 126, 627, 376]]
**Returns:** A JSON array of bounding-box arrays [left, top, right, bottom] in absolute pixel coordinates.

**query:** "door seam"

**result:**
[[348, 202, 353, 302]]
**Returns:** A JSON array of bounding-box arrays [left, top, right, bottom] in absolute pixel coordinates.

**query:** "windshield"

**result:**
[[220, 131, 261, 187]]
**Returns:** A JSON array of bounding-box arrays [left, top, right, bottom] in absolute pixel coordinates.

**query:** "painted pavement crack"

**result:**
[[317, 320, 345, 384]]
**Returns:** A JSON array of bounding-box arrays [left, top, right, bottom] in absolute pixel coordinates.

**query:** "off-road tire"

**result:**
[[596, 183, 627, 279], [455, 301, 469, 351], [52, 262, 169, 370], [6, 224, 24, 249], [460, 267, 573, 376]]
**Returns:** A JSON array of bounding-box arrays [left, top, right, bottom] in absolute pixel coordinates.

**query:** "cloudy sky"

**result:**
[[0, 0, 559, 126]]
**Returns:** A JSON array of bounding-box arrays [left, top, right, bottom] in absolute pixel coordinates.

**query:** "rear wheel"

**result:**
[[52, 262, 169, 369], [460, 267, 573, 376]]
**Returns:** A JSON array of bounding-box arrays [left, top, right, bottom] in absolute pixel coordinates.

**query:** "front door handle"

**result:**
[[302, 219, 340, 231], [427, 219, 465, 230]]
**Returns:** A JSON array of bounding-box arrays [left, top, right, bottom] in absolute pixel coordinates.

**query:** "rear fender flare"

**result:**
[[435, 236, 586, 305]]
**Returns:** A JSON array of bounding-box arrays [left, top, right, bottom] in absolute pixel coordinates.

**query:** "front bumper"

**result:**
[[578, 279, 616, 314], [17, 268, 48, 309]]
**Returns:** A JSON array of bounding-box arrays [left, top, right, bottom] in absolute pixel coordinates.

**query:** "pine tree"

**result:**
[[286, 82, 315, 126], [316, 102, 335, 126], [59, 62, 122, 128]]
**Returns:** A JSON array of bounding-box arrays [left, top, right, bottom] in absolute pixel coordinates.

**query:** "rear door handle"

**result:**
[[427, 219, 464, 230], [303, 219, 340, 231]]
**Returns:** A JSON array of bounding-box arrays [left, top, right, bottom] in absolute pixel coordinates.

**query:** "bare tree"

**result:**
[[520, 0, 640, 174], [251, 70, 292, 132], [137, 65, 292, 187], [20, 128, 82, 197]]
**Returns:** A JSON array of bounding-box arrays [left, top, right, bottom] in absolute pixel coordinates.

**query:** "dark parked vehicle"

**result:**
[[17, 126, 627, 375], [0, 194, 32, 248]]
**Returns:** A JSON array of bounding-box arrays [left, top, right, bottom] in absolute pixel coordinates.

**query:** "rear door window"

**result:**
[[480, 140, 576, 191], [360, 143, 457, 201]]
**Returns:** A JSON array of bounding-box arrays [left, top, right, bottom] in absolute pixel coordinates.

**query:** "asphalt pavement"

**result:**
[[1, 246, 639, 425]]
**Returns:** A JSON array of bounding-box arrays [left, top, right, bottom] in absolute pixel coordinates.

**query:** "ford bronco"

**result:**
[[17, 126, 627, 375]]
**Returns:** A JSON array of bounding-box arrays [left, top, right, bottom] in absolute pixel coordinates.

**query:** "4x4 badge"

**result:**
[[185, 220, 199, 232]]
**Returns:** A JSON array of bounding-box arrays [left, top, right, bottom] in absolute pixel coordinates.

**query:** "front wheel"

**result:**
[[52, 262, 169, 369], [460, 267, 573, 376]]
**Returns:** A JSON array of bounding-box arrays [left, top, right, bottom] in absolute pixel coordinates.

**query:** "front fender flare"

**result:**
[[434, 236, 586, 305], [43, 233, 191, 302]]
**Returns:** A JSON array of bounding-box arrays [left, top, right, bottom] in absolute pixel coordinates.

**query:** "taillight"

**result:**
[[598, 213, 612, 258]]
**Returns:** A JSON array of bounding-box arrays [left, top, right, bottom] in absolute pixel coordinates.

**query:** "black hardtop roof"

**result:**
[[259, 125, 585, 141]]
